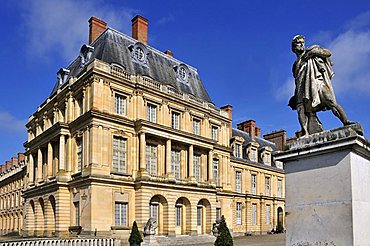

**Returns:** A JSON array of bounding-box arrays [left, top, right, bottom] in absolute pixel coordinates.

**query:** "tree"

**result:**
[[214, 216, 233, 246], [129, 221, 143, 246]]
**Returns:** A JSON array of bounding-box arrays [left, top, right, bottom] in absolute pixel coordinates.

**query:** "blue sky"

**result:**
[[1, 0, 370, 163]]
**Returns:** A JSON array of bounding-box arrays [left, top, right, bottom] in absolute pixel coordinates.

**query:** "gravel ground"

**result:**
[[187, 234, 285, 246]]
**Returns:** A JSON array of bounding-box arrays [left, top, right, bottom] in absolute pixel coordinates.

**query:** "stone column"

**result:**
[[37, 148, 43, 182], [47, 142, 53, 179], [208, 150, 213, 183], [188, 145, 195, 182], [59, 135, 66, 171], [28, 154, 34, 184]]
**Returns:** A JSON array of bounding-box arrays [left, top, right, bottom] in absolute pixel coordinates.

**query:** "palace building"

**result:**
[[0, 16, 285, 242]]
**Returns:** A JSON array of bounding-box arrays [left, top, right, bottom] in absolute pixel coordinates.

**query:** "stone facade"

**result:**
[[0, 15, 285, 241]]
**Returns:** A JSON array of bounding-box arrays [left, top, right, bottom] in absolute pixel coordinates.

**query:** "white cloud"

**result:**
[[274, 78, 295, 101], [20, 0, 137, 61], [0, 112, 26, 133], [157, 15, 175, 25]]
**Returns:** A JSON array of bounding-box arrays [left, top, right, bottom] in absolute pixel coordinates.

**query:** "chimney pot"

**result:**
[[11, 157, 18, 167], [6, 161, 12, 170], [164, 50, 174, 57], [88, 16, 107, 44], [263, 129, 287, 151], [18, 153, 25, 163], [132, 15, 149, 44], [237, 120, 256, 139]]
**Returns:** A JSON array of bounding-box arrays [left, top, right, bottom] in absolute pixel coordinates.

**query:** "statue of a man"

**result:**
[[289, 35, 352, 136]]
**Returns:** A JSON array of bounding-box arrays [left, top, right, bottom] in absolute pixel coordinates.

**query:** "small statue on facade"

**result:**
[[143, 218, 158, 236], [289, 35, 355, 136]]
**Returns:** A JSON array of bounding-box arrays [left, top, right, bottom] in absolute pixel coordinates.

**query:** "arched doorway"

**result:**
[[48, 196, 56, 235], [197, 199, 211, 234], [37, 198, 45, 235], [277, 207, 284, 232], [149, 195, 168, 235], [28, 200, 35, 236], [175, 197, 191, 235]]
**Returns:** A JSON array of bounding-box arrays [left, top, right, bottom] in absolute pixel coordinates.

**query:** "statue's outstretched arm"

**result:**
[[303, 46, 331, 61]]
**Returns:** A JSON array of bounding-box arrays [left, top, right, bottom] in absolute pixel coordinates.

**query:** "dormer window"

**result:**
[[129, 42, 148, 65], [79, 44, 94, 67], [231, 136, 244, 158], [246, 141, 259, 162], [57, 68, 70, 85], [174, 64, 190, 83]]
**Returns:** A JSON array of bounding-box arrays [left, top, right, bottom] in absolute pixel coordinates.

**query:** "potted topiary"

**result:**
[[129, 221, 143, 246], [214, 216, 233, 246]]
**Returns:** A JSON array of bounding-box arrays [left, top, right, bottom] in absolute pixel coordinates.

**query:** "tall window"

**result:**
[[211, 126, 218, 141], [115, 94, 126, 115], [171, 111, 180, 129], [216, 208, 221, 221], [266, 204, 271, 225], [146, 144, 157, 175], [176, 206, 182, 227], [193, 119, 201, 135], [113, 137, 126, 173], [150, 203, 158, 221], [74, 202, 80, 226], [197, 206, 202, 226], [251, 148, 257, 162], [77, 139, 82, 172], [194, 154, 201, 182], [171, 150, 181, 179], [251, 174, 257, 195], [277, 179, 283, 198], [265, 177, 271, 196], [235, 144, 241, 158], [115, 202, 127, 226], [213, 159, 219, 185], [147, 104, 157, 123], [236, 202, 242, 225], [236, 171, 242, 193], [77, 97, 83, 116], [252, 204, 257, 225]]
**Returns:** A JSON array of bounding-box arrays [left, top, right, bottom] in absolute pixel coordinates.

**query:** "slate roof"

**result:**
[[232, 128, 277, 151], [50, 28, 212, 103]]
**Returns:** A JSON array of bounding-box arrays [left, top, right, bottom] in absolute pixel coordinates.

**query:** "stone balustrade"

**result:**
[[0, 238, 119, 246]]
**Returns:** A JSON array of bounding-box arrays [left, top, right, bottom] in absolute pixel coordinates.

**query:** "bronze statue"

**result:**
[[289, 35, 352, 136]]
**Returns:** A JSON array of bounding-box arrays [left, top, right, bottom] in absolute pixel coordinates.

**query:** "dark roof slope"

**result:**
[[232, 128, 277, 151], [51, 28, 212, 103]]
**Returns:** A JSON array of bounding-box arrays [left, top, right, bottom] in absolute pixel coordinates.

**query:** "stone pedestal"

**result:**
[[275, 125, 370, 246]]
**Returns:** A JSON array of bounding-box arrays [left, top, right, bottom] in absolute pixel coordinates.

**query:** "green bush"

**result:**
[[129, 221, 143, 246], [214, 216, 233, 246]]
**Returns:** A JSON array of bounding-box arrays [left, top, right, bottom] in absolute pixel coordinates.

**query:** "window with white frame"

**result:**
[[150, 203, 159, 222], [194, 154, 201, 182], [236, 202, 242, 225], [266, 204, 271, 225], [277, 179, 283, 198], [265, 177, 271, 196], [147, 104, 157, 123], [236, 171, 242, 193], [115, 94, 126, 115], [216, 208, 221, 221], [211, 126, 218, 141], [77, 139, 82, 172], [74, 201, 80, 226], [197, 206, 202, 226], [115, 202, 128, 226], [213, 159, 219, 185], [251, 148, 257, 161], [171, 111, 180, 129], [171, 149, 181, 179], [193, 118, 201, 135], [176, 205, 182, 227], [235, 143, 242, 158], [113, 137, 127, 173], [146, 144, 157, 175], [251, 174, 257, 195], [252, 203, 257, 225]]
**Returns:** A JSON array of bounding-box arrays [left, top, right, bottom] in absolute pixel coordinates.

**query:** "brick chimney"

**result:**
[[11, 157, 18, 167], [6, 160, 12, 170], [1, 165, 5, 173], [18, 153, 25, 163], [237, 120, 256, 139], [164, 50, 174, 57], [263, 129, 286, 151], [89, 16, 107, 44], [255, 127, 261, 138], [132, 15, 148, 44], [220, 105, 233, 138]]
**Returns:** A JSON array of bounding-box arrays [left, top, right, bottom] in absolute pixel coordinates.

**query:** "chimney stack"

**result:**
[[88, 16, 107, 44], [220, 105, 233, 138], [164, 50, 174, 57], [11, 157, 18, 167], [18, 153, 25, 163], [237, 120, 256, 139], [1, 165, 5, 173], [263, 129, 286, 151], [255, 126, 261, 138], [131, 15, 148, 44], [6, 160, 12, 170]]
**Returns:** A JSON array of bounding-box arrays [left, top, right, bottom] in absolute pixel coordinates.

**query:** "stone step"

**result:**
[[154, 234, 216, 246]]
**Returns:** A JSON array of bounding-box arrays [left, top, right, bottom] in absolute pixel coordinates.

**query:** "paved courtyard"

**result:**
[[188, 234, 285, 246]]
